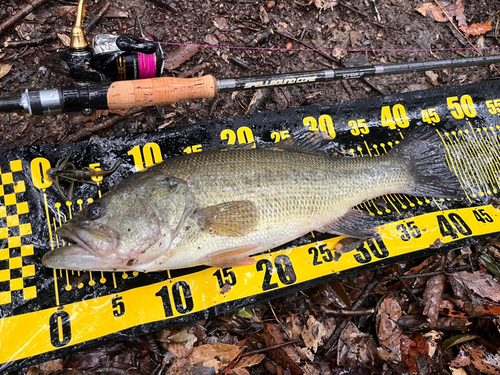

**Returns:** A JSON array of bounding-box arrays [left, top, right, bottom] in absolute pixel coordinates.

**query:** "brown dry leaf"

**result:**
[[264, 323, 304, 375], [38, 359, 64, 374], [337, 322, 380, 368], [451, 342, 500, 374], [376, 294, 402, 360], [0, 63, 12, 79], [168, 343, 243, 374], [164, 46, 200, 70], [301, 315, 327, 354], [213, 17, 230, 31], [103, 6, 128, 17], [302, 363, 321, 375], [259, 5, 270, 24], [166, 341, 195, 358], [423, 273, 446, 327], [451, 270, 500, 303], [204, 34, 219, 46], [57, 33, 71, 47], [460, 20, 493, 36], [425, 70, 439, 86], [350, 31, 361, 46], [234, 354, 265, 368], [230, 369, 251, 375], [401, 334, 433, 375], [415, 0, 466, 26]]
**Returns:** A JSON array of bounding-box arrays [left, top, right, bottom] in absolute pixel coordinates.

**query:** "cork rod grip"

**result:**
[[106, 75, 218, 110]]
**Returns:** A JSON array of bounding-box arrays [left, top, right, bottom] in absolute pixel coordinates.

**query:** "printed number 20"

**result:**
[[256, 255, 297, 291]]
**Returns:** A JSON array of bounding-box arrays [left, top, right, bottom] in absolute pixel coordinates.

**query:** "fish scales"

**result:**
[[41, 128, 465, 272], [154, 149, 411, 269]]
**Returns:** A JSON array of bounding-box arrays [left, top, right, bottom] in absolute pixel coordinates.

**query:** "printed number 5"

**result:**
[[112, 296, 125, 317], [396, 221, 421, 242]]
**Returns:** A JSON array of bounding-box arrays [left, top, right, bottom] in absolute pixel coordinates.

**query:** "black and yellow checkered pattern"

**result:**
[[0, 160, 36, 305]]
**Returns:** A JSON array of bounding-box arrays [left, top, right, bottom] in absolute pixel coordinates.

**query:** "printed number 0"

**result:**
[[49, 311, 72, 347]]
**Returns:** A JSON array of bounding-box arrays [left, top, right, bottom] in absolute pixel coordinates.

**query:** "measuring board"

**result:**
[[1, 80, 500, 372]]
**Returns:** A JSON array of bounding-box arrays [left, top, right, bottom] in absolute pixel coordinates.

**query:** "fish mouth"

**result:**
[[42, 227, 119, 272]]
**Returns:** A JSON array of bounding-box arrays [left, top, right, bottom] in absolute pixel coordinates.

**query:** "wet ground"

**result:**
[[1, 0, 500, 374]]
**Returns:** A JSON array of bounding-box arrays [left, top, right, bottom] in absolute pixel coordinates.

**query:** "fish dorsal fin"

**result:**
[[202, 244, 259, 268], [196, 201, 259, 237], [275, 129, 332, 156], [318, 209, 385, 238]]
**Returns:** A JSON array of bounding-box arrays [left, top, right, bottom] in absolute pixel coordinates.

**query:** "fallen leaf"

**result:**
[[163, 45, 200, 70], [234, 354, 265, 368], [204, 34, 219, 46], [103, 6, 128, 17], [167, 343, 243, 374], [460, 20, 493, 36], [415, 2, 447, 22], [450, 270, 500, 303], [441, 334, 480, 352], [302, 363, 321, 375], [425, 70, 439, 86], [350, 31, 361, 47], [376, 294, 402, 360], [423, 273, 446, 327], [230, 369, 251, 375], [213, 17, 230, 31], [57, 33, 71, 47], [451, 342, 500, 374], [480, 253, 500, 277], [264, 323, 304, 375], [301, 315, 327, 354], [0, 63, 13, 79], [415, 0, 466, 26], [260, 5, 270, 24], [337, 322, 380, 368], [319, 281, 351, 309], [423, 330, 442, 358]]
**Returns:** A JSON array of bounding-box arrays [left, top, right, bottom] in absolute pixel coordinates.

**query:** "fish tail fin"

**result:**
[[392, 126, 465, 199]]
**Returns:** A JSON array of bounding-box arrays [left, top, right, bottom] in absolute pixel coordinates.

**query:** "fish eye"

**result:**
[[85, 202, 103, 220]]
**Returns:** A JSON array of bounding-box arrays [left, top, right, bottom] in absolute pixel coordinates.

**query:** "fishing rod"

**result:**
[[1, 54, 500, 116]]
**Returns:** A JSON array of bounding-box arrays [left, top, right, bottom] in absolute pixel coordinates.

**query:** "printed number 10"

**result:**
[[128, 143, 163, 171]]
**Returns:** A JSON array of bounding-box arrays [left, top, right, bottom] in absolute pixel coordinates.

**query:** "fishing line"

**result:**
[[154, 41, 500, 54]]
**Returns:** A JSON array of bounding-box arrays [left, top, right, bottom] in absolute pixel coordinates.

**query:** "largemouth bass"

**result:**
[[42, 128, 464, 272]]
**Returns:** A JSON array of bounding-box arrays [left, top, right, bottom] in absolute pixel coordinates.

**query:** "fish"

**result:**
[[42, 127, 465, 272]]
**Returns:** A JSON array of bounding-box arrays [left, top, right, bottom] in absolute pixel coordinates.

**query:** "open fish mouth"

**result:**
[[42, 228, 120, 272]]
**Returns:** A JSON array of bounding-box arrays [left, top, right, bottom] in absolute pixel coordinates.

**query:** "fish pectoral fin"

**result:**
[[196, 201, 259, 237], [318, 209, 384, 239], [203, 244, 259, 268]]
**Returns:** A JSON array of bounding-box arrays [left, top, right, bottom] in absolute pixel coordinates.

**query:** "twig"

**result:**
[[322, 307, 375, 316], [323, 270, 382, 356], [4, 34, 55, 48], [382, 265, 471, 281], [84, 1, 111, 34], [393, 271, 424, 306], [0, 0, 54, 37], [241, 339, 301, 357], [61, 108, 144, 143], [338, 3, 390, 31], [433, 0, 500, 75]]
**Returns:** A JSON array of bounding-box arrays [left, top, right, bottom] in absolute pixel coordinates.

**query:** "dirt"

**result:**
[[1, 0, 500, 374], [0, 0, 499, 146]]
